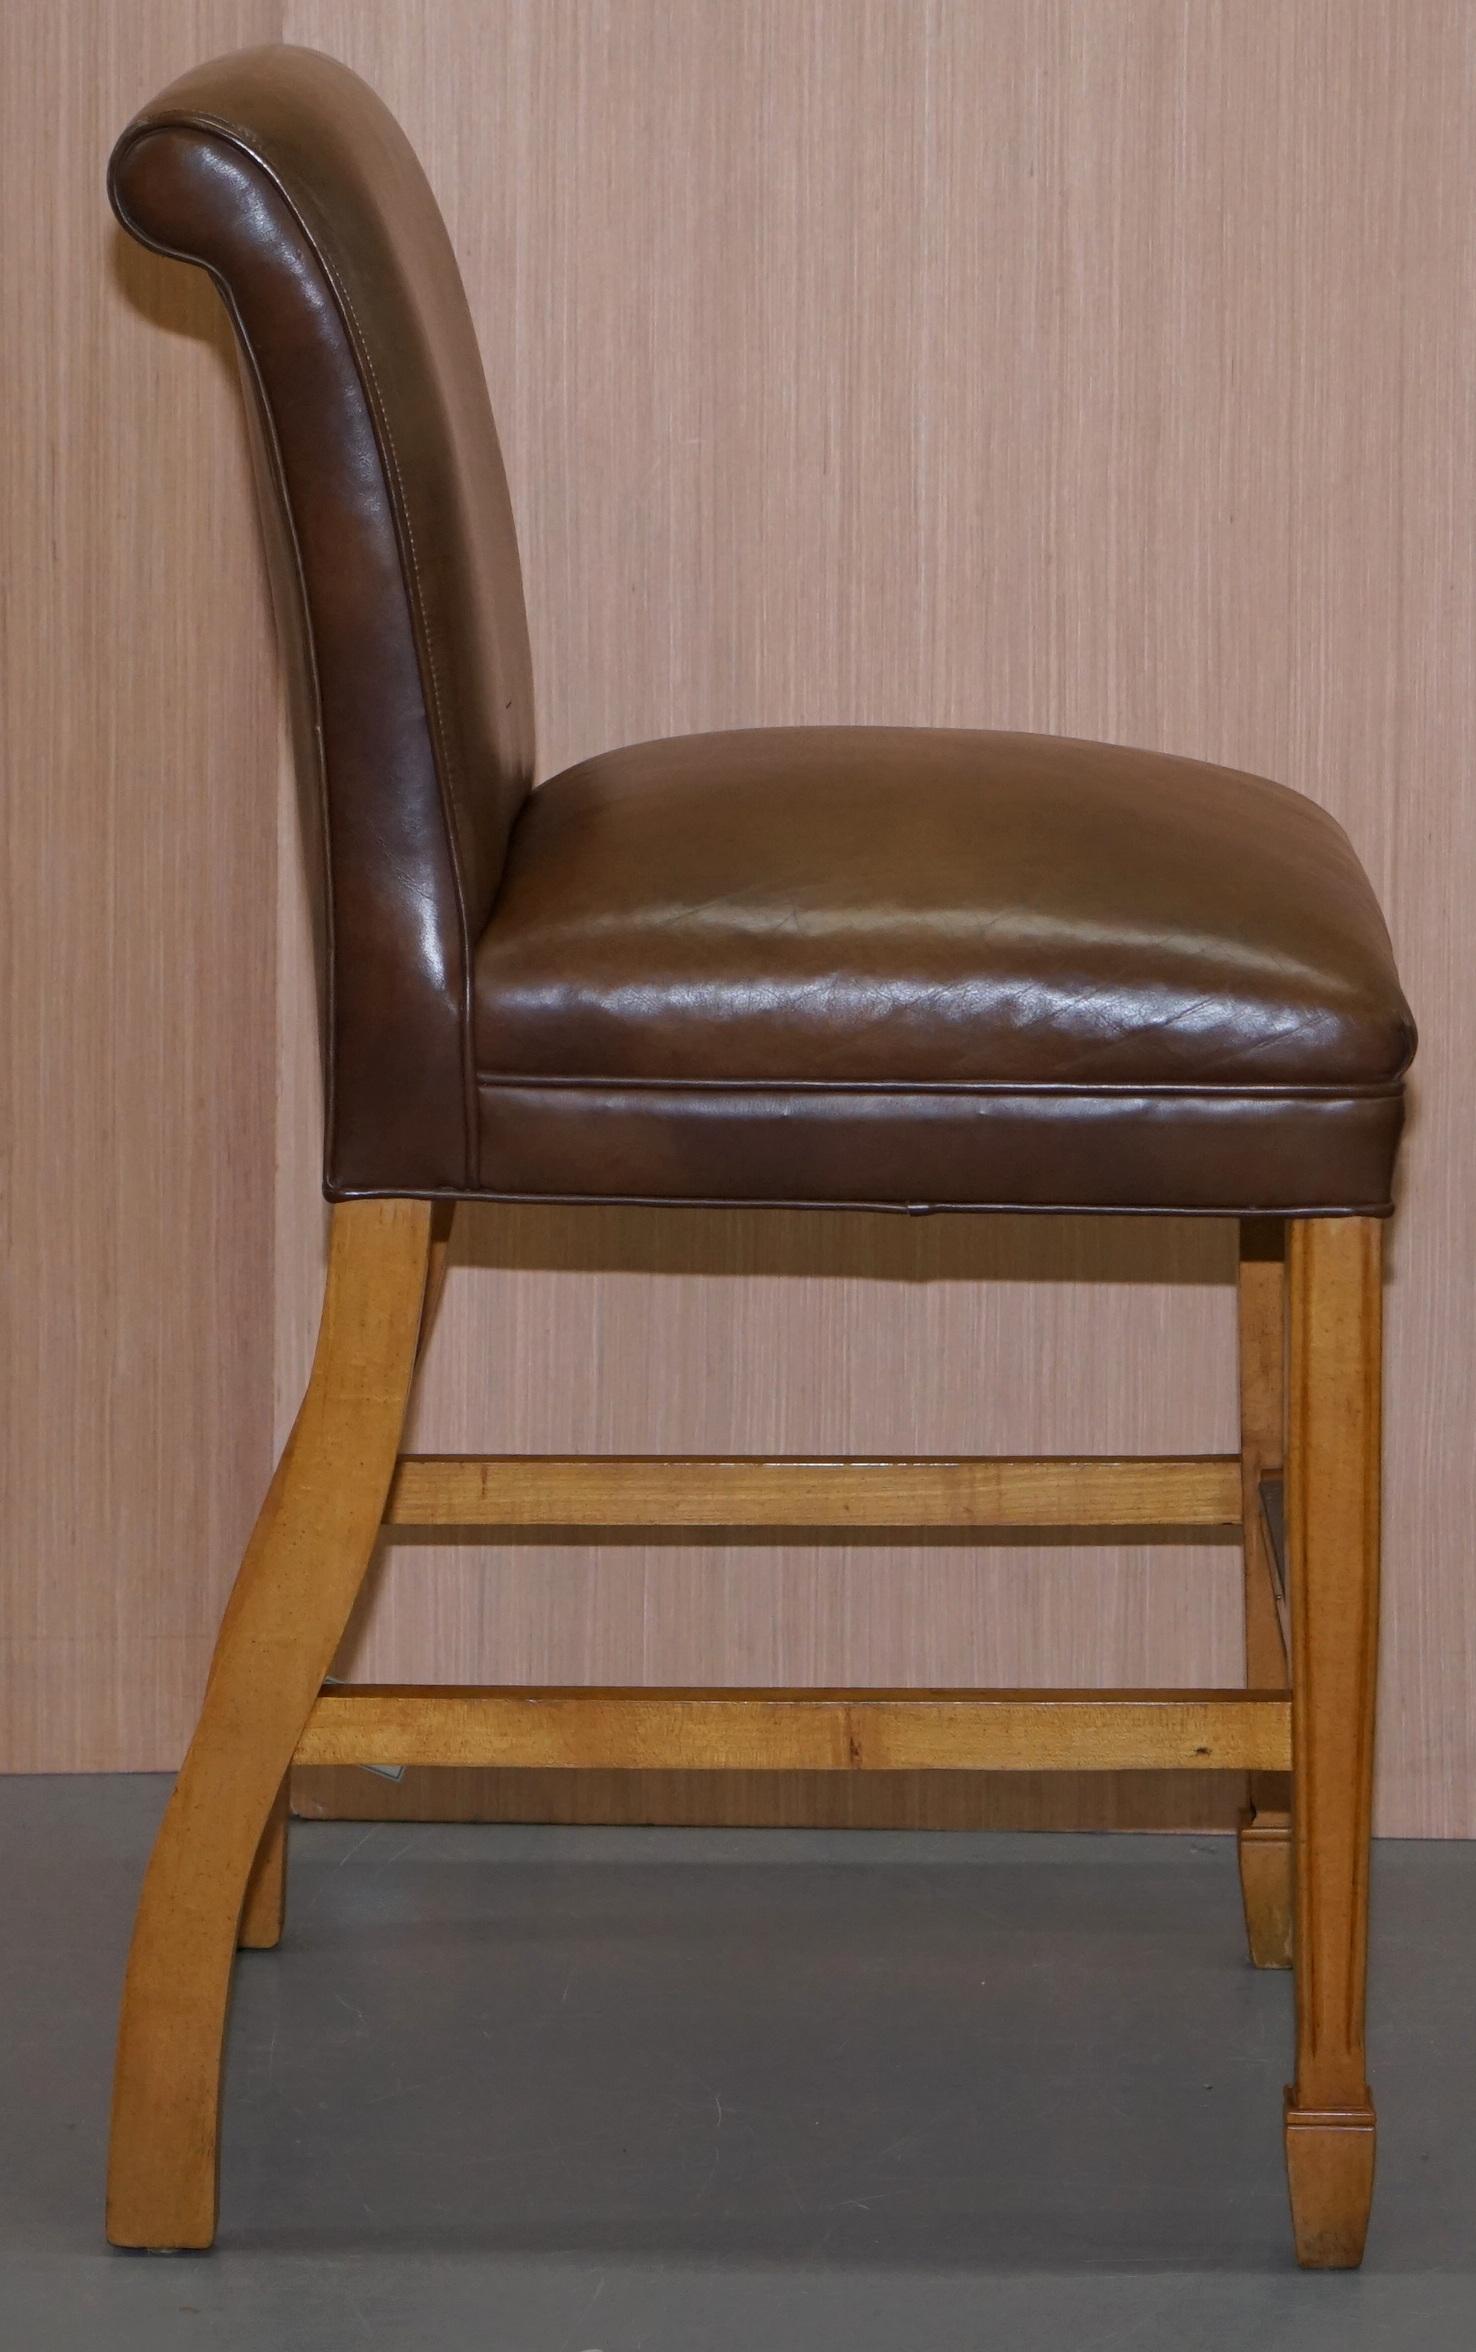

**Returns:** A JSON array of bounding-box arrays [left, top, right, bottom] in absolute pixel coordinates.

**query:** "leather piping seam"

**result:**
[[323, 1184, 1398, 1217], [326, 268, 480, 1191], [472, 1074, 1406, 1102], [118, 110, 481, 1191]]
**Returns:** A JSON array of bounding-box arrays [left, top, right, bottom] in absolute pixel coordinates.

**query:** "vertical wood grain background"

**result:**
[[1, 0, 281, 1771], [5, 3, 1472, 1835]]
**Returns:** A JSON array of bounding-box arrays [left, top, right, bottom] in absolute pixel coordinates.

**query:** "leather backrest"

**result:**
[[110, 46, 535, 1194]]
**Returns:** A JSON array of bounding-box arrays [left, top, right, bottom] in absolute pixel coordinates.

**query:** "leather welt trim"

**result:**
[[474, 1074, 1407, 1103], [326, 1185, 1398, 1218]]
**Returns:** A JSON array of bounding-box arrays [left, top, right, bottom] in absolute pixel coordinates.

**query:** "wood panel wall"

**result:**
[[7, 4, 1474, 1836], [1, 0, 281, 1771]]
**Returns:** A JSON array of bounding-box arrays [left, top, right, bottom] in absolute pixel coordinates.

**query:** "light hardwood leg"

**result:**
[[107, 1198, 433, 2251], [237, 1781, 289, 1951], [1283, 1216, 1382, 2269], [233, 1455, 299, 1956], [251, 1204, 456, 1951], [1236, 1220, 1292, 1968], [418, 1200, 456, 1357]]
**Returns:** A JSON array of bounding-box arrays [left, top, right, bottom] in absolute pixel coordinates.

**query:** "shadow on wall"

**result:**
[[449, 1200, 1241, 1289], [108, 217, 229, 353]]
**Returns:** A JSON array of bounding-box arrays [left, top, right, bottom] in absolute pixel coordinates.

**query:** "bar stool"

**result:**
[[107, 46, 1415, 2267]]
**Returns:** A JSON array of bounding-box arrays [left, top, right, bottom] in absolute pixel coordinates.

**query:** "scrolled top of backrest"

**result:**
[[110, 46, 535, 1195]]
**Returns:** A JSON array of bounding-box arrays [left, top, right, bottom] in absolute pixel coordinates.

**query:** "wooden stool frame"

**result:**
[[107, 1204, 1382, 2267]]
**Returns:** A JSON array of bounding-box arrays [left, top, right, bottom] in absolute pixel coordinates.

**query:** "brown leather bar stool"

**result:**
[[107, 47, 1415, 2267]]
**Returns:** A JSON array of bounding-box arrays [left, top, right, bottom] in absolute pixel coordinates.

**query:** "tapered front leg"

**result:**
[[107, 1199, 432, 2251], [1236, 1221, 1292, 1968], [1283, 1217, 1382, 2269]]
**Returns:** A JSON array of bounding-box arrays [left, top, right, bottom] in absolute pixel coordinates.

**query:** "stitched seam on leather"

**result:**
[[327, 274, 480, 1190], [471, 1075, 1406, 1103], [132, 111, 481, 1192], [323, 1184, 1398, 1217]]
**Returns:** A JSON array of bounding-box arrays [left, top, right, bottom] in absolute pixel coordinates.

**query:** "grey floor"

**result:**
[[3, 1783, 1475, 2351]]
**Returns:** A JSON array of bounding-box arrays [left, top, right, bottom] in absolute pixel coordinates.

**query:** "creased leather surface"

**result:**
[[109, 46, 534, 1193], [473, 728, 1412, 1211], [110, 53, 1413, 1215]]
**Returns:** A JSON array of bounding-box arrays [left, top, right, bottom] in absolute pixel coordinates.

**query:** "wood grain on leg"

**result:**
[[107, 1199, 432, 2251], [237, 1780, 288, 1951], [1238, 1806, 1292, 1971], [234, 1454, 298, 1955], [255, 1205, 454, 1935], [417, 1201, 456, 1364], [1237, 1221, 1292, 1968], [1283, 1216, 1382, 2269]]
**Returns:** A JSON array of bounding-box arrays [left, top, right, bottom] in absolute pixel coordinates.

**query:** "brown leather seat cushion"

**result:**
[[472, 727, 1412, 1213]]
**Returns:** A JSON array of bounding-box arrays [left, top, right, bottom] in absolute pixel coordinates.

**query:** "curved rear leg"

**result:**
[[237, 1781, 290, 1951], [107, 1199, 432, 2251], [239, 1204, 457, 1953]]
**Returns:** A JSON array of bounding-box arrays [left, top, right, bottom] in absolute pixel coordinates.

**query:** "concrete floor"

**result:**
[[3, 1779, 1475, 2349]]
